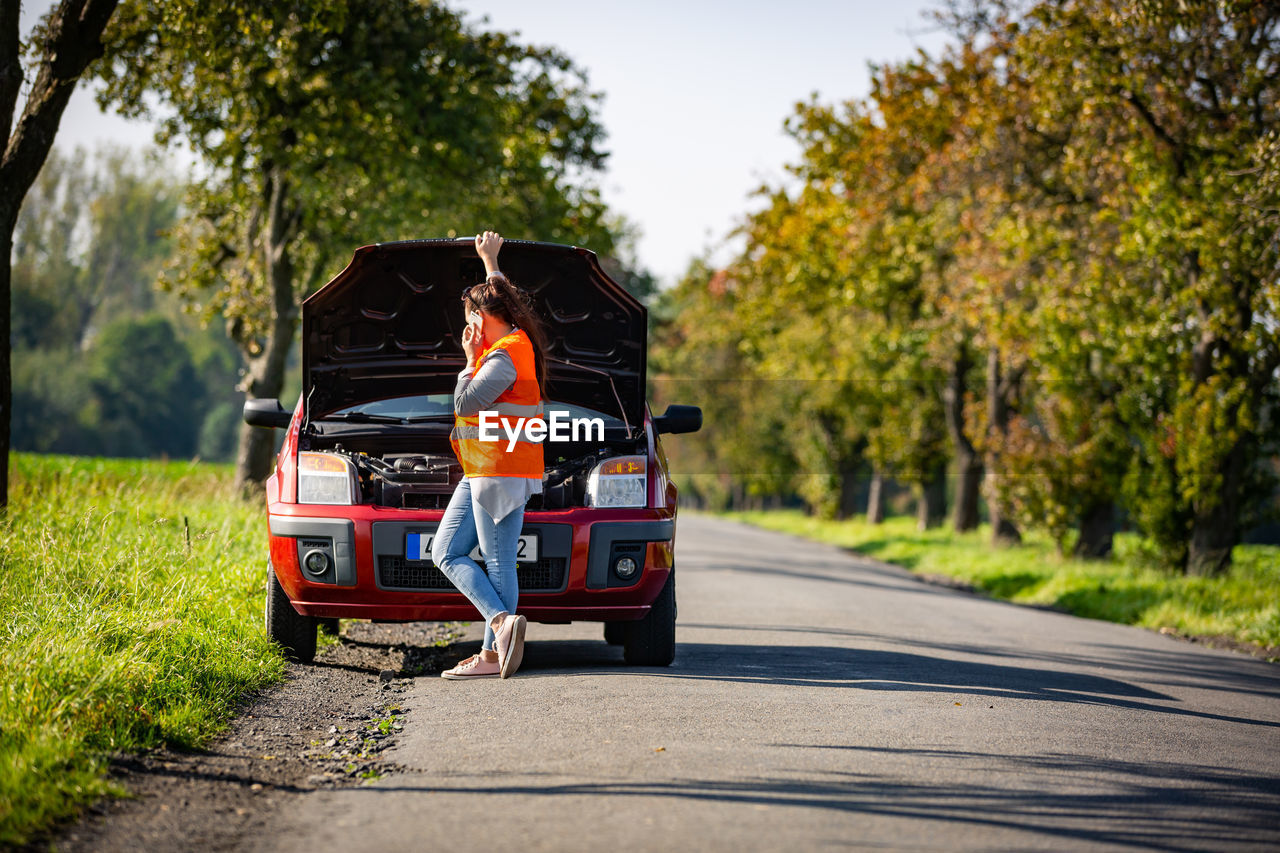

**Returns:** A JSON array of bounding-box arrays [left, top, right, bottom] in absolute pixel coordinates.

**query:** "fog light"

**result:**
[[614, 555, 638, 579], [303, 549, 331, 576]]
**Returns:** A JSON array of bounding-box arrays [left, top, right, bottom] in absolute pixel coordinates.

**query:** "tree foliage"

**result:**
[[0, 0, 121, 507], [95, 0, 623, 490], [653, 0, 1280, 573], [10, 146, 243, 461], [12, 146, 180, 349]]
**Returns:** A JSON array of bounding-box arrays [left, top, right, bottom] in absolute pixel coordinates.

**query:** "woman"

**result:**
[[434, 230, 549, 680]]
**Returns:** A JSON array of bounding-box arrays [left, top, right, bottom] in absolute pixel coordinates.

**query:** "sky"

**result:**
[[37, 0, 953, 286]]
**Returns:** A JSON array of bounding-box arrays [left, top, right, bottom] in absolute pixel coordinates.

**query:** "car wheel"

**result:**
[[319, 618, 340, 636], [265, 563, 318, 662], [603, 622, 626, 646], [623, 568, 676, 666]]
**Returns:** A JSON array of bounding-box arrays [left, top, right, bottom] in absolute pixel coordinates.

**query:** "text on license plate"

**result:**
[[405, 533, 539, 563]]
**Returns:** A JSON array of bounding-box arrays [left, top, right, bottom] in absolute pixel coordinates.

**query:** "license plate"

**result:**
[[406, 532, 539, 564]]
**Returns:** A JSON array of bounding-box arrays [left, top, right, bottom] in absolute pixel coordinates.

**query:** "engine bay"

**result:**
[[315, 440, 634, 510]]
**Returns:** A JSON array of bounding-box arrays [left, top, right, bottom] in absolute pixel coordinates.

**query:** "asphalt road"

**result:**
[[258, 513, 1280, 852]]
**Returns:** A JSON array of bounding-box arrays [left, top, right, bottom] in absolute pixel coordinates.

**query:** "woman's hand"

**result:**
[[475, 230, 503, 274], [462, 321, 484, 367]]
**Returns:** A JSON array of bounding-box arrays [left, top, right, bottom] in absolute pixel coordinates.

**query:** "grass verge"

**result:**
[[708, 509, 1280, 657], [0, 453, 286, 846]]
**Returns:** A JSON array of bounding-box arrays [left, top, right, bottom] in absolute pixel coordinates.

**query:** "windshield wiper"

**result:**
[[318, 412, 408, 424], [401, 414, 454, 423]]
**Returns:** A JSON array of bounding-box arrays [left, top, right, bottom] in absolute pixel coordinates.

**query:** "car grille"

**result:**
[[377, 555, 567, 591], [401, 492, 451, 510]]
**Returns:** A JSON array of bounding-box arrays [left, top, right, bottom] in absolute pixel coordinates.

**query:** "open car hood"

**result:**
[[302, 239, 647, 430]]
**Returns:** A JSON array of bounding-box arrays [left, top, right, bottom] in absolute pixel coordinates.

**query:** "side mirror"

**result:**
[[653, 404, 702, 435], [243, 398, 293, 429]]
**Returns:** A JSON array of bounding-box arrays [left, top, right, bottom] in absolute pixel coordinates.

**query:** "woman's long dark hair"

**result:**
[[464, 273, 550, 401]]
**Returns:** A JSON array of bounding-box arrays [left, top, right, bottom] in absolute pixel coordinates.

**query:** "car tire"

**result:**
[[265, 563, 318, 663], [603, 622, 626, 646], [623, 568, 676, 666]]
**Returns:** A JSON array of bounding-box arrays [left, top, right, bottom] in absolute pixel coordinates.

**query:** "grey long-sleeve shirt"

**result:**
[[453, 344, 543, 523]]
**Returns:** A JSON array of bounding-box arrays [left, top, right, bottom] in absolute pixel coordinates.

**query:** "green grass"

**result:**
[[709, 509, 1280, 654], [0, 453, 287, 846]]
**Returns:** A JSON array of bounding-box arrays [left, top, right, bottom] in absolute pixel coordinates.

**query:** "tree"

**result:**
[[779, 58, 976, 530], [1008, 0, 1280, 573], [10, 148, 93, 350], [10, 144, 190, 459], [648, 258, 799, 511], [96, 0, 618, 493], [653, 0, 1279, 569], [88, 314, 200, 457], [0, 0, 120, 508], [12, 145, 180, 351], [728, 175, 871, 518]]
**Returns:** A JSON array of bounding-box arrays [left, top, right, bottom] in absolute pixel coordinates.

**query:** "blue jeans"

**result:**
[[431, 476, 523, 651]]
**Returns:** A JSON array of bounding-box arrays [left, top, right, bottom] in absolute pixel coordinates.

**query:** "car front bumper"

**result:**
[[265, 502, 676, 623]]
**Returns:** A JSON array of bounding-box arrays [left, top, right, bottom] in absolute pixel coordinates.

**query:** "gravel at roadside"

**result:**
[[53, 620, 469, 853]]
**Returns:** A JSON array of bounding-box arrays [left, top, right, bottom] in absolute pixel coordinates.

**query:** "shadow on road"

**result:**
[[675, 622, 1280, 702], [323, 625, 1280, 852], [359, 755, 1280, 851], [687, 554, 962, 598], [508, 638, 1280, 730]]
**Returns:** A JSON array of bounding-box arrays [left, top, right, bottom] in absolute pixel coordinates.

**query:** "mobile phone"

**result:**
[[467, 310, 483, 336]]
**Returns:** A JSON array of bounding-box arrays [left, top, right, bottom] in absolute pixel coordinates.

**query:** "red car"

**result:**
[[244, 239, 701, 666]]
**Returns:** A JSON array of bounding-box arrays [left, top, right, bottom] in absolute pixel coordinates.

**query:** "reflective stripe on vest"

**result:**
[[450, 329, 545, 479]]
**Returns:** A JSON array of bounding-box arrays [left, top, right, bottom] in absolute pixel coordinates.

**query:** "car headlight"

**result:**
[[586, 455, 647, 508], [297, 452, 359, 505]]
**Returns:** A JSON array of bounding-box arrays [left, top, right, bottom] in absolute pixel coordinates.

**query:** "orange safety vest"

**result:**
[[450, 328, 546, 479]]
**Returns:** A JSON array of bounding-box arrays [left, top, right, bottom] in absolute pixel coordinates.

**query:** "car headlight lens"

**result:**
[[297, 452, 359, 505], [586, 455, 647, 508]]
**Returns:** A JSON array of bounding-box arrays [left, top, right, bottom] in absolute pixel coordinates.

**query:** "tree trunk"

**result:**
[[943, 348, 981, 531], [1073, 499, 1115, 559], [1182, 249, 1250, 576], [985, 470, 1021, 544], [953, 454, 982, 531], [836, 457, 863, 520], [985, 347, 1022, 545], [916, 460, 947, 531], [0, 226, 11, 510], [1186, 436, 1248, 576], [234, 167, 299, 495], [0, 0, 120, 508], [866, 467, 884, 524]]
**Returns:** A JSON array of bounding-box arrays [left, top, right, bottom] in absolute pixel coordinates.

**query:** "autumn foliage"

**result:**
[[652, 0, 1280, 575]]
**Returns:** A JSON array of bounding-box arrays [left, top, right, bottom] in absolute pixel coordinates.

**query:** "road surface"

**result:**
[[257, 514, 1280, 851]]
